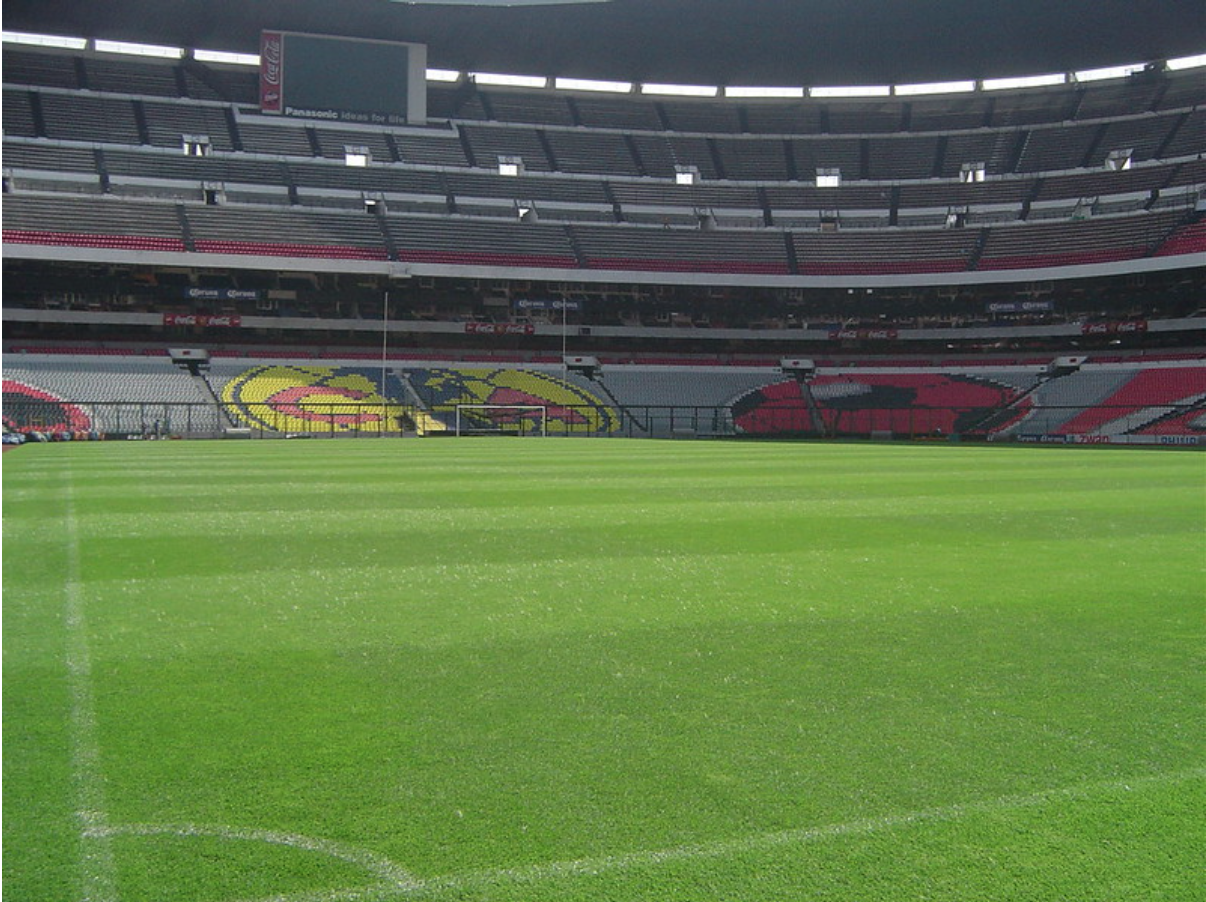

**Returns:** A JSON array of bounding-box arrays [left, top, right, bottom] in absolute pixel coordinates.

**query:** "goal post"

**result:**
[[454, 404, 548, 436]]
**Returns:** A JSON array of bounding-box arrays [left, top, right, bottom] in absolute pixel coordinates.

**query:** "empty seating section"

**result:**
[[83, 56, 180, 97], [1055, 367, 1206, 435], [1161, 110, 1206, 160], [3, 50, 80, 89], [40, 92, 142, 144], [610, 181, 761, 210], [3, 45, 1204, 275], [446, 171, 609, 205], [485, 90, 574, 127], [978, 210, 1183, 269], [3, 357, 224, 435], [142, 100, 235, 151], [185, 65, 258, 105], [1154, 219, 1206, 257], [573, 225, 789, 274], [659, 100, 741, 134], [103, 150, 290, 187], [789, 138, 862, 179], [390, 131, 470, 167], [806, 373, 1034, 436], [598, 369, 779, 409], [1074, 80, 1163, 120], [793, 230, 977, 275], [743, 103, 824, 135], [940, 132, 1019, 178], [991, 90, 1076, 128], [828, 101, 902, 134], [313, 128, 395, 163], [1035, 167, 1170, 202], [288, 160, 446, 197], [3, 89, 37, 137], [461, 124, 552, 172], [187, 206, 389, 259], [908, 96, 990, 132], [1090, 116, 1178, 166], [573, 95, 663, 131], [2, 194, 186, 249], [4, 356, 1200, 442], [544, 130, 641, 176], [4, 141, 98, 175], [236, 119, 315, 157], [1016, 123, 1101, 173], [867, 136, 941, 180], [385, 217, 578, 267], [713, 138, 789, 181]]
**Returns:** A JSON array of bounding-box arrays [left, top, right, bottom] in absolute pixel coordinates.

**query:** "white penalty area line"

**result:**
[[64, 476, 121, 902]]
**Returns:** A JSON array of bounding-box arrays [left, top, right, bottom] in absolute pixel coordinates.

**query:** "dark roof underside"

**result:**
[[4, 0, 1203, 87]]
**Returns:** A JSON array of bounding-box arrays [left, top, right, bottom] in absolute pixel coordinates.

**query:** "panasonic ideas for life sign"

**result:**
[[260, 31, 427, 125]]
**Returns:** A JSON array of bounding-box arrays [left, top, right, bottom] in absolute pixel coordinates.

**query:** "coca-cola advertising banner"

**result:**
[[465, 323, 536, 336], [260, 31, 284, 114], [828, 328, 900, 341], [164, 314, 242, 328]]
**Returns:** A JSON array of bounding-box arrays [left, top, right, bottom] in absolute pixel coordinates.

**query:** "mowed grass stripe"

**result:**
[[4, 439, 1203, 901]]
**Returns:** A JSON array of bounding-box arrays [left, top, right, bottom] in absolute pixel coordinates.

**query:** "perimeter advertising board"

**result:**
[[260, 31, 427, 125]]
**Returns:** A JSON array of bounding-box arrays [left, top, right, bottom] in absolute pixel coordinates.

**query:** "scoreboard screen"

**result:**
[[260, 31, 427, 126]]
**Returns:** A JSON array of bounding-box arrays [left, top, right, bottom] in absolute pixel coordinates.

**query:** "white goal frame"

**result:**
[[454, 404, 548, 436]]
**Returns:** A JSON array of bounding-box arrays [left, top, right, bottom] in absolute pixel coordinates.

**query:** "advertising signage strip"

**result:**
[[184, 288, 261, 301], [258, 31, 428, 125], [163, 314, 242, 328], [260, 30, 283, 114]]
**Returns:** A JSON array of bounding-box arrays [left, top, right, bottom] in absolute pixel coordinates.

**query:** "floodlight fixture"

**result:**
[[94, 38, 184, 59], [2, 31, 89, 50], [555, 77, 633, 93], [1073, 63, 1147, 82], [894, 80, 976, 96], [1167, 53, 1206, 71], [724, 86, 806, 98], [472, 72, 548, 88], [193, 48, 260, 67], [810, 85, 891, 98], [426, 68, 462, 82], [982, 73, 1066, 91], [642, 83, 719, 97]]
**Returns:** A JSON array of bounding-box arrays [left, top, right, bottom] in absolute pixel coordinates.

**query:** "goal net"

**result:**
[[455, 404, 548, 436]]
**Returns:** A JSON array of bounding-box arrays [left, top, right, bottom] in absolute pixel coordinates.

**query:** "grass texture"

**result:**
[[3, 438, 1204, 901]]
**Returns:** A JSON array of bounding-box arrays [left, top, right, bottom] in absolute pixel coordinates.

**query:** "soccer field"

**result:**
[[4, 438, 1204, 901]]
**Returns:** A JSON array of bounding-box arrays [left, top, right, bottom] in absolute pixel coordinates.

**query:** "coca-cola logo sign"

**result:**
[[260, 31, 284, 112]]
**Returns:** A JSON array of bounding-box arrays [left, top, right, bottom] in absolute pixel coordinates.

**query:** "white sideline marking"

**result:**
[[65, 478, 121, 902], [87, 822, 419, 892]]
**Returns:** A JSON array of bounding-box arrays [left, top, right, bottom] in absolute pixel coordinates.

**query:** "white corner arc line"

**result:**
[[88, 823, 419, 891], [65, 476, 121, 902], [412, 765, 1206, 897]]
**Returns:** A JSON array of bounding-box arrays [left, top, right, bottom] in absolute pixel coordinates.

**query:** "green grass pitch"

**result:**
[[4, 437, 1204, 901]]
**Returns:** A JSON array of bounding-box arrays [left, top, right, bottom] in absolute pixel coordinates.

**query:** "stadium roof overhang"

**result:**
[[3, 0, 1203, 88]]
